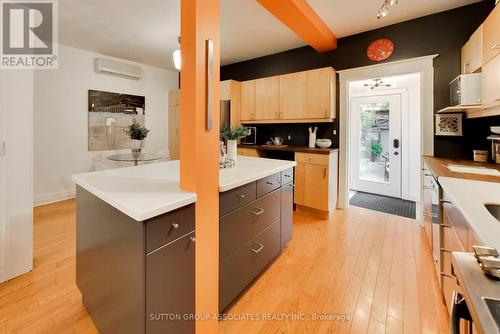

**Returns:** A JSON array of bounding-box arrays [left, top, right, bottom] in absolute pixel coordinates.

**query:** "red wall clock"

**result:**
[[367, 39, 395, 62]]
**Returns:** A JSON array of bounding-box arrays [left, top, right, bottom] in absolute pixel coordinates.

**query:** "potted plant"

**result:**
[[220, 126, 250, 163], [370, 142, 383, 162], [125, 119, 150, 158]]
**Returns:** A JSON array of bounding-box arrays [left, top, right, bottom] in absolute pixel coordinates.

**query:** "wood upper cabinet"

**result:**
[[482, 4, 500, 65], [239, 67, 336, 123], [240, 80, 255, 121], [221, 80, 242, 126], [307, 67, 336, 119], [294, 151, 338, 213], [279, 71, 307, 119], [461, 25, 482, 73], [482, 53, 500, 106], [254, 76, 279, 120]]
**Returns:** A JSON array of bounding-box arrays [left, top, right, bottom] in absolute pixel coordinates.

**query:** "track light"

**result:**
[[377, 0, 398, 19], [377, 5, 389, 19]]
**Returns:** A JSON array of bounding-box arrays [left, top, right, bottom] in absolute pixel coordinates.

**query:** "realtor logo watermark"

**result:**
[[1, 0, 58, 69]]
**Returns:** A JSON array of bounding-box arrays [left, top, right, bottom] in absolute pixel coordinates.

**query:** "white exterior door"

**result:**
[[350, 94, 402, 198]]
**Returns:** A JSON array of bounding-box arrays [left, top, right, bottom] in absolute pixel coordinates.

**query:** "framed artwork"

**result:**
[[88, 90, 145, 151], [435, 113, 463, 136]]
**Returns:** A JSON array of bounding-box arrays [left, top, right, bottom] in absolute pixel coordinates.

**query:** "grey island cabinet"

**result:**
[[72, 161, 197, 334], [219, 156, 296, 312]]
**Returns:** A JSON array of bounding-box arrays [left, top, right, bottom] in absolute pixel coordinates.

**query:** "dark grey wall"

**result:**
[[221, 1, 498, 159]]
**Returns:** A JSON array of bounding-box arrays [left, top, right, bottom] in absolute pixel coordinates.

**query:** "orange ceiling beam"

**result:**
[[256, 0, 337, 52]]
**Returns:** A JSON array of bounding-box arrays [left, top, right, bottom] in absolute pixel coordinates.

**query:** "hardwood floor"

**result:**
[[0, 200, 448, 334]]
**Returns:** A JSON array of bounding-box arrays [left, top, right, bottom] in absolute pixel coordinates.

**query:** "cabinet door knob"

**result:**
[[189, 236, 196, 243], [172, 223, 179, 229]]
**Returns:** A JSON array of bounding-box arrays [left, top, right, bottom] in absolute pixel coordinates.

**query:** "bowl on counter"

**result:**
[[316, 139, 332, 148]]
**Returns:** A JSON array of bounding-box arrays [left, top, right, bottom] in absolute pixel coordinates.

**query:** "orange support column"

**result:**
[[180, 0, 220, 333]]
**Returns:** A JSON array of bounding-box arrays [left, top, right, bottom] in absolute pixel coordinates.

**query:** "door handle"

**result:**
[[393, 139, 400, 149]]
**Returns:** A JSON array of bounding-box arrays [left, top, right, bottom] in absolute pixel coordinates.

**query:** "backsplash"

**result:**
[[248, 122, 337, 147], [435, 115, 500, 160]]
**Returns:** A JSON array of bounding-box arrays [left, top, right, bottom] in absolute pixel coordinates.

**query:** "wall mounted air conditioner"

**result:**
[[95, 58, 142, 80]]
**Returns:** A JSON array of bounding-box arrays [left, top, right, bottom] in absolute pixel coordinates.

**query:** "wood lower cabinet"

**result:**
[[482, 3, 500, 65], [76, 187, 195, 334], [254, 76, 279, 121], [237, 147, 260, 157], [294, 151, 338, 214]]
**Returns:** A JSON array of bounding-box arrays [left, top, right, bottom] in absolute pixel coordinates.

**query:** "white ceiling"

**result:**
[[349, 73, 420, 94], [59, 0, 481, 71]]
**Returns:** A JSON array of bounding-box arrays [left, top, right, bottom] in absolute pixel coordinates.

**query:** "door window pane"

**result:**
[[359, 102, 390, 183]]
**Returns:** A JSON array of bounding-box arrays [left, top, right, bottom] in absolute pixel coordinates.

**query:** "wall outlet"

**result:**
[[287, 135, 292, 140], [333, 130, 337, 135]]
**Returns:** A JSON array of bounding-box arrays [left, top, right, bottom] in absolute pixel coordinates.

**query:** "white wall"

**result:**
[[0, 69, 34, 282], [34, 45, 178, 205]]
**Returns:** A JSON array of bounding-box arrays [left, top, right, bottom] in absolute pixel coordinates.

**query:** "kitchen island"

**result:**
[[73, 156, 295, 333], [218, 156, 296, 312]]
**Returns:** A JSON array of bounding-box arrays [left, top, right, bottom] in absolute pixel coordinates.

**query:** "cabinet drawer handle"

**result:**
[[172, 223, 179, 229], [284, 174, 291, 178], [491, 43, 500, 49], [236, 194, 245, 199], [441, 248, 452, 253], [190, 236, 196, 243], [440, 224, 453, 228], [440, 200, 451, 204], [424, 173, 432, 177], [250, 243, 264, 254], [423, 185, 431, 190], [266, 181, 274, 185], [440, 272, 454, 278], [250, 207, 265, 216]]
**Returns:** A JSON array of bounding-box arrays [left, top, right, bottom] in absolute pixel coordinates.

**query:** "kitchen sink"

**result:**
[[447, 165, 500, 176], [485, 204, 500, 221]]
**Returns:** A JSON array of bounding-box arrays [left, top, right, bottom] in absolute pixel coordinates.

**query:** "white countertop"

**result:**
[[219, 156, 297, 192], [72, 156, 296, 221], [439, 177, 500, 250], [72, 160, 197, 221]]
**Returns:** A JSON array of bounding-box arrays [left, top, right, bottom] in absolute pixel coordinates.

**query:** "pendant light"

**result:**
[[173, 37, 181, 70], [377, 0, 398, 19]]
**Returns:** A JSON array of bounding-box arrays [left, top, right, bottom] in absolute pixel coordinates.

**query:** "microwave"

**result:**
[[450, 73, 481, 106]]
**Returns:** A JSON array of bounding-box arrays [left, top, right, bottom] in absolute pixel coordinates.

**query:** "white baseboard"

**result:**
[[34, 190, 75, 207]]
